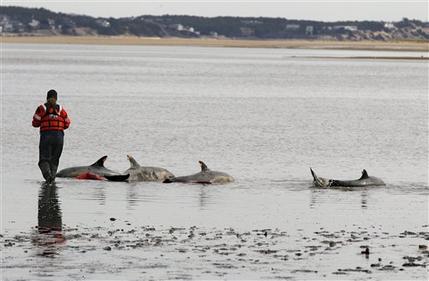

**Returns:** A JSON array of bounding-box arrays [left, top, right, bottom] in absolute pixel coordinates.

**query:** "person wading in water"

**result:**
[[32, 89, 71, 183]]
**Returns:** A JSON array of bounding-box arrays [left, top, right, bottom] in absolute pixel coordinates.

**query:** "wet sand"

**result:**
[[2, 35, 428, 52], [2, 222, 428, 280]]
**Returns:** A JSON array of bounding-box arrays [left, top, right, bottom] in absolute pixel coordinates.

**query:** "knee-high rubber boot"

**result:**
[[39, 132, 54, 183], [39, 161, 52, 182], [50, 132, 64, 179]]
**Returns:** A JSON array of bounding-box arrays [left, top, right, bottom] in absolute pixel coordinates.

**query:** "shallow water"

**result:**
[[1, 44, 428, 280]]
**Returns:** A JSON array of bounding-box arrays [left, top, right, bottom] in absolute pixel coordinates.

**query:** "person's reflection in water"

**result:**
[[33, 182, 65, 257]]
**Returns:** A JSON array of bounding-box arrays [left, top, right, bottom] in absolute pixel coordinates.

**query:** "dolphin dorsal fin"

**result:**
[[91, 156, 107, 167], [360, 169, 369, 179], [127, 155, 140, 168], [199, 161, 209, 172], [310, 167, 317, 180]]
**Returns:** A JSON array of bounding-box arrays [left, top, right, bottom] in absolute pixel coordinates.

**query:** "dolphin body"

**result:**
[[56, 156, 129, 181], [310, 168, 385, 188], [125, 155, 175, 182], [164, 161, 234, 184]]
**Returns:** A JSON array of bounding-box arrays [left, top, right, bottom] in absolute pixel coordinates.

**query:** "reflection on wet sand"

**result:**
[[309, 188, 369, 209], [361, 191, 368, 209], [32, 183, 65, 257], [126, 185, 139, 210], [199, 186, 210, 210], [309, 188, 319, 209], [123, 183, 215, 210], [93, 186, 106, 206]]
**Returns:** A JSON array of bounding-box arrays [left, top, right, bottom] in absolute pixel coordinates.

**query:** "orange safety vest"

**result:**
[[32, 103, 70, 132]]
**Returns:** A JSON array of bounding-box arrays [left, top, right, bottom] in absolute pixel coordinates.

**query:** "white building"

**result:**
[[28, 19, 40, 28], [4, 23, 14, 32], [48, 19, 56, 30], [334, 25, 358, 31], [305, 26, 314, 35], [286, 24, 300, 30], [96, 19, 110, 28], [171, 24, 184, 31], [384, 22, 396, 30]]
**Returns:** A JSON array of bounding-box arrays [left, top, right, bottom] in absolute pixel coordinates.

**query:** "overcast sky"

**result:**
[[3, 1, 428, 21]]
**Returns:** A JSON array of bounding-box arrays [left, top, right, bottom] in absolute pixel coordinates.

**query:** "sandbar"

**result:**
[[2, 35, 428, 52]]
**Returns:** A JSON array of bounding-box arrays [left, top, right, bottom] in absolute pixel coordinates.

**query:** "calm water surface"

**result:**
[[1, 44, 428, 280]]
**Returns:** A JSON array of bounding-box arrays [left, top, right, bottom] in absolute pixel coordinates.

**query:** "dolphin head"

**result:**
[[127, 155, 141, 169], [358, 169, 385, 186]]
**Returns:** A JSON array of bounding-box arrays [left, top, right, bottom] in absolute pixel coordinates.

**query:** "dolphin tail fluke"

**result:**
[[91, 156, 107, 167]]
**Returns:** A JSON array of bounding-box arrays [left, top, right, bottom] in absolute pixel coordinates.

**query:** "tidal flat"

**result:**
[[2, 35, 428, 52], [1, 43, 427, 280]]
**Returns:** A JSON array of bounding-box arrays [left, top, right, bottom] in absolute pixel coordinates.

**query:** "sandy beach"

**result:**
[[2, 35, 428, 52]]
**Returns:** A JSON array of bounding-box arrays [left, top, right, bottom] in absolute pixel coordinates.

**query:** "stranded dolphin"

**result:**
[[56, 156, 129, 182], [125, 155, 174, 182], [163, 161, 234, 184], [310, 168, 385, 188]]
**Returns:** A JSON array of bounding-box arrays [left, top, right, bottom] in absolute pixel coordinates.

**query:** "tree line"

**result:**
[[1, 6, 428, 40]]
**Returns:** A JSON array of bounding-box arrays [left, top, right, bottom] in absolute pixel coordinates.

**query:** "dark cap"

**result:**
[[47, 89, 57, 100]]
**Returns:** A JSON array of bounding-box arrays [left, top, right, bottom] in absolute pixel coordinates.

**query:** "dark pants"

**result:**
[[38, 131, 64, 181]]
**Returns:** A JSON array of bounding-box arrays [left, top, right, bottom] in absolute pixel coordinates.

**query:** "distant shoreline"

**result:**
[[2, 35, 428, 52]]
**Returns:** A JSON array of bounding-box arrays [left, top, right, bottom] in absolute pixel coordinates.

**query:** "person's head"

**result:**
[[46, 89, 57, 105]]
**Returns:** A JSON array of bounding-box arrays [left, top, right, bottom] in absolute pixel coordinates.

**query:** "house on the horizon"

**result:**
[[28, 19, 39, 28], [333, 25, 358, 31], [96, 19, 110, 28], [305, 26, 314, 35], [286, 24, 300, 30]]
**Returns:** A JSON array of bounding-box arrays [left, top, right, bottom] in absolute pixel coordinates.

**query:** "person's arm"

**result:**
[[32, 105, 44, 127], [61, 108, 71, 129]]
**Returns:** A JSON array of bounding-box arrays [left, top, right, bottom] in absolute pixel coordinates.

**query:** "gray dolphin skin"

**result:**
[[125, 155, 175, 182], [310, 168, 385, 188], [56, 156, 129, 181], [164, 161, 234, 184]]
